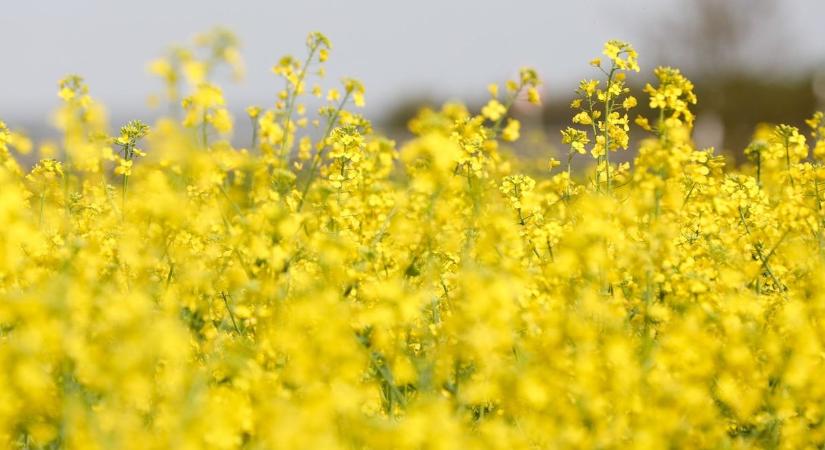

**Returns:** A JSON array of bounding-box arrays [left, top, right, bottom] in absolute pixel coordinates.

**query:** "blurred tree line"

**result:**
[[382, 0, 824, 161]]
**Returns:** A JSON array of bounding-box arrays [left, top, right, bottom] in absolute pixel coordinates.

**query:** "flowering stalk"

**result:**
[[113, 120, 149, 214]]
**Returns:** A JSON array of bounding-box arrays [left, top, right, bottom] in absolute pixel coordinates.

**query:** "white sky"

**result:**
[[1, 0, 824, 122]]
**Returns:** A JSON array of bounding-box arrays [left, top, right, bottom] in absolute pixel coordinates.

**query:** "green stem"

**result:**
[[220, 291, 242, 334], [738, 207, 786, 292], [250, 117, 258, 149], [296, 92, 351, 211], [756, 152, 761, 186], [658, 108, 665, 141], [566, 150, 574, 200], [279, 45, 319, 163], [202, 111, 208, 148], [585, 94, 600, 193], [121, 174, 128, 214], [785, 137, 794, 188], [39, 192, 45, 227], [121, 144, 131, 217], [491, 85, 524, 136], [603, 67, 616, 194]]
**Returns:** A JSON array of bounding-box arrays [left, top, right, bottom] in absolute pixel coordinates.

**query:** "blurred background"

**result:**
[[2, 0, 825, 157]]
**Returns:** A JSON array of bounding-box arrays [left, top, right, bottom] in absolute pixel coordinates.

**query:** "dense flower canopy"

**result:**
[[2, 31, 825, 449]]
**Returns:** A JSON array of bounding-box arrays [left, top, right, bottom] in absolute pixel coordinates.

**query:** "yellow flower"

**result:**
[[527, 87, 541, 105], [246, 106, 262, 119], [603, 39, 640, 72], [635, 115, 652, 131], [561, 127, 589, 154], [327, 88, 341, 102], [6, 28, 825, 450], [501, 118, 520, 142], [481, 99, 506, 121], [208, 108, 233, 134], [572, 111, 592, 125], [114, 157, 133, 176], [343, 78, 366, 107]]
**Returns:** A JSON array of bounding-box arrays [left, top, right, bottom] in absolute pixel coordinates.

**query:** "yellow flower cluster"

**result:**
[[4, 30, 825, 449], [567, 41, 640, 192]]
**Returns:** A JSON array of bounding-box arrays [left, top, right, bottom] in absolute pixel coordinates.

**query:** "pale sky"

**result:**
[[2, 0, 824, 123]]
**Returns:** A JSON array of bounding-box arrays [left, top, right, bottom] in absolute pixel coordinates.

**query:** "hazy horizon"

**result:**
[[2, 0, 824, 128]]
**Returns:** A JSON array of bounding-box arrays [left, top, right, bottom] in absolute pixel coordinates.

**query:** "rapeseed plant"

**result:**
[[3, 29, 825, 449]]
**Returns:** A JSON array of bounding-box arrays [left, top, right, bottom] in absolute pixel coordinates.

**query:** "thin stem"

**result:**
[[815, 177, 824, 257], [603, 66, 617, 194], [584, 94, 601, 193], [565, 150, 574, 200], [296, 92, 351, 211], [202, 111, 208, 149], [218, 184, 243, 217], [250, 117, 258, 149], [658, 108, 665, 141], [39, 192, 45, 227], [121, 143, 132, 218], [756, 152, 761, 186], [738, 207, 787, 292], [279, 45, 319, 163], [220, 291, 242, 334], [784, 136, 795, 188], [121, 173, 128, 214], [491, 84, 525, 136]]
